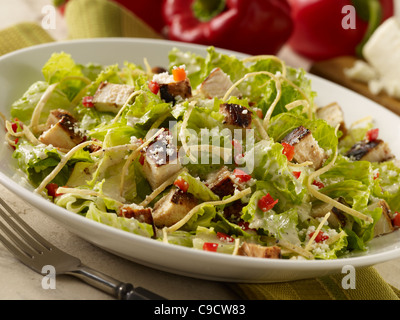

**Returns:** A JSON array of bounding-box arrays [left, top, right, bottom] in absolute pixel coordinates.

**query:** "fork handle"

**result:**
[[67, 265, 166, 300]]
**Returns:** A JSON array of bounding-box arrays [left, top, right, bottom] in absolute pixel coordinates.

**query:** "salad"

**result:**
[[2, 46, 400, 260]]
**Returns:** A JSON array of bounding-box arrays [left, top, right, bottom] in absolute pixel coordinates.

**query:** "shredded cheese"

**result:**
[[30, 83, 59, 134], [242, 55, 287, 78], [306, 149, 373, 223], [35, 140, 103, 194], [162, 227, 169, 244], [232, 238, 241, 256], [112, 90, 145, 124], [277, 239, 314, 260], [56, 187, 124, 207], [179, 102, 197, 163], [166, 188, 251, 233]]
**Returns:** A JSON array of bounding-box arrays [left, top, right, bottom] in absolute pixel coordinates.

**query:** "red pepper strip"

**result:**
[[288, 0, 394, 60], [233, 168, 252, 183], [82, 96, 94, 108], [45, 183, 62, 198], [292, 171, 301, 179], [258, 193, 278, 212], [281, 142, 295, 162], [312, 180, 325, 189], [148, 81, 160, 95], [162, 0, 293, 55], [392, 212, 400, 228], [217, 232, 234, 243], [174, 177, 189, 192], [366, 128, 379, 142], [203, 242, 219, 252]]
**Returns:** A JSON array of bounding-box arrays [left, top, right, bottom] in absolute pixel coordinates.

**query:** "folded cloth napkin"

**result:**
[[0, 0, 399, 301]]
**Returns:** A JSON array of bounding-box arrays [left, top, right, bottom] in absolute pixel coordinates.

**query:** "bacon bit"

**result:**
[[174, 177, 189, 192], [281, 142, 294, 161], [366, 128, 379, 142], [312, 180, 325, 189], [172, 67, 187, 82], [203, 242, 219, 252], [309, 230, 329, 243], [292, 171, 301, 179], [82, 96, 94, 108], [148, 81, 160, 95], [392, 212, 400, 228], [233, 168, 252, 183], [258, 193, 278, 212]]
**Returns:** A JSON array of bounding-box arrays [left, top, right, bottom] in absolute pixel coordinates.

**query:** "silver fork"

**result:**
[[0, 197, 166, 300]]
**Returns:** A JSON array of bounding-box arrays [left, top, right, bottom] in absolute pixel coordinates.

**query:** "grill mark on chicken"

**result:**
[[159, 79, 192, 104], [219, 103, 252, 129], [346, 139, 395, 162]]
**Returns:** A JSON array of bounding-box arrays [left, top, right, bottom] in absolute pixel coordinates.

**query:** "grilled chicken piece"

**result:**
[[346, 139, 394, 162], [219, 103, 252, 129], [369, 200, 394, 237], [281, 126, 327, 170], [237, 242, 281, 259], [142, 130, 182, 190], [152, 188, 198, 228], [199, 67, 241, 99], [39, 109, 84, 150], [316, 102, 347, 137], [205, 166, 239, 198], [92, 82, 135, 113], [311, 201, 347, 229], [159, 79, 192, 104], [119, 204, 153, 224]]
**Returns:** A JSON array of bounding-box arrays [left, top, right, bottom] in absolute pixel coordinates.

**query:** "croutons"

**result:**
[[219, 103, 252, 129], [92, 82, 135, 113], [39, 109, 84, 150], [281, 126, 327, 170], [152, 188, 198, 228], [316, 102, 347, 137], [159, 79, 192, 104], [199, 67, 241, 99], [142, 130, 182, 190], [346, 139, 395, 162], [237, 242, 281, 259]]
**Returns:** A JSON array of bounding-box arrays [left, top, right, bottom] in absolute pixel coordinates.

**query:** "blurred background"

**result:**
[[0, 0, 397, 66]]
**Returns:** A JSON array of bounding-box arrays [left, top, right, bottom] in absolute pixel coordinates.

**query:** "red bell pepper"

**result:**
[[54, 0, 165, 33], [287, 0, 394, 61], [162, 0, 294, 55]]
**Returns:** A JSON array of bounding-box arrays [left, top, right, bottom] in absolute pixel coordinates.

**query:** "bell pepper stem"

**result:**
[[192, 0, 226, 22]]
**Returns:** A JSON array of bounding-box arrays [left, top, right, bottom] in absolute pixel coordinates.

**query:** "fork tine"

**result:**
[[0, 198, 52, 254], [0, 223, 38, 269]]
